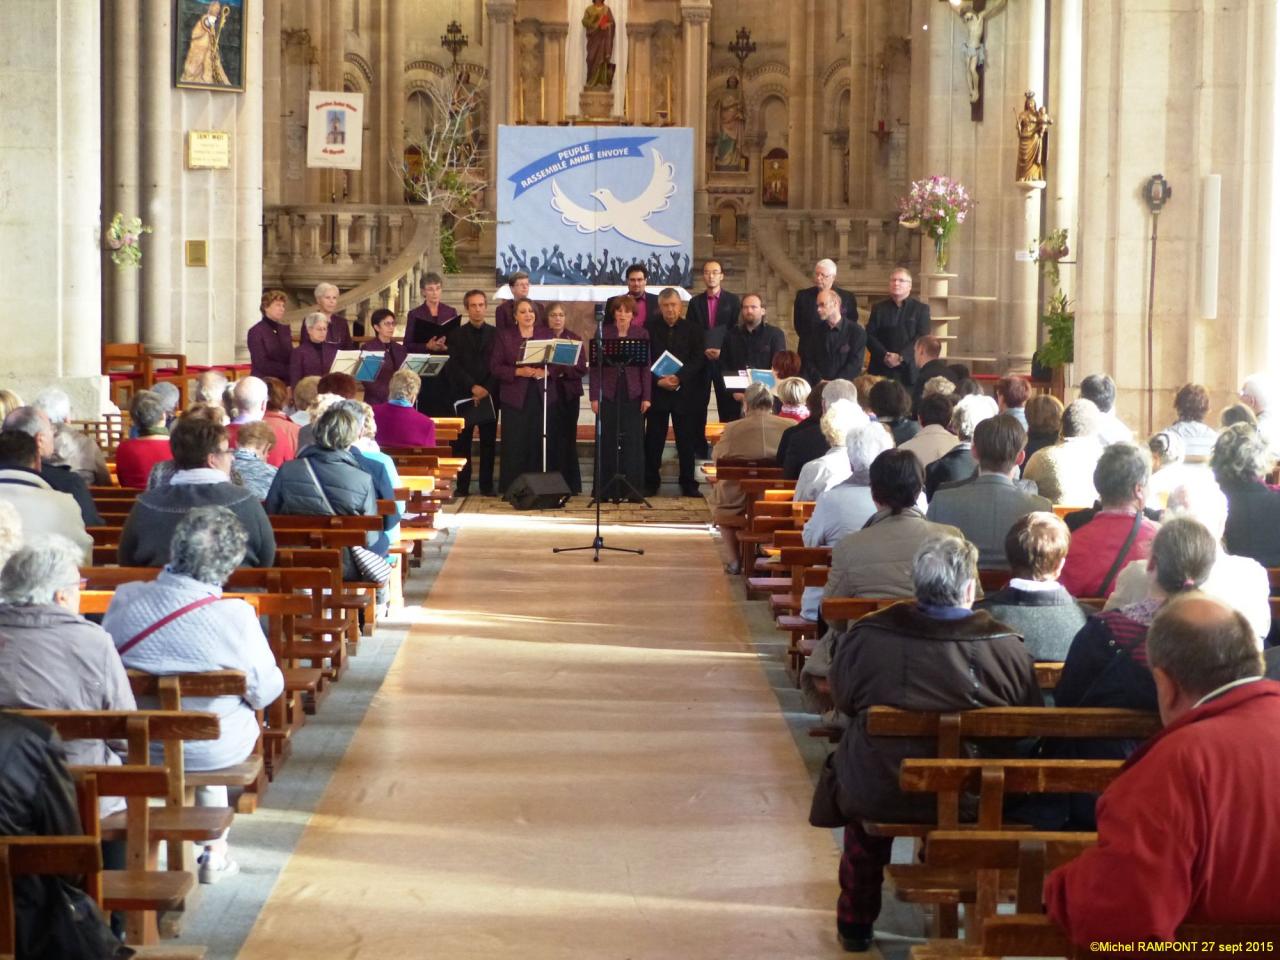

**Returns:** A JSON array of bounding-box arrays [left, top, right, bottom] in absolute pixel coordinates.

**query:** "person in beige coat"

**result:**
[[1022, 399, 1105, 506], [711, 383, 793, 572]]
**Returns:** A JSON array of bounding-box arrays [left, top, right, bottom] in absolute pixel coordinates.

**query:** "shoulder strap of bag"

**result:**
[[118, 595, 221, 656], [1097, 510, 1145, 597], [301, 457, 337, 515]]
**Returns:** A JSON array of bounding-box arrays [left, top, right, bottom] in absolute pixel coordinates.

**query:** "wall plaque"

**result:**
[[185, 240, 208, 267], [187, 131, 231, 169]]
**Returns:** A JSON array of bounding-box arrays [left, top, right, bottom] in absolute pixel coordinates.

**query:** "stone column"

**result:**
[[235, 0, 265, 359], [263, 1, 283, 207], [107, 0, 141, 344], [140, 0, 173, 350], [384, 0, 406, 203], [625, 22, 653, 125], [543, 23, 569, 124], [679, 0, 712, 258], [1047, 0, 1082, 316], [846, 0, 871, 208], [485, 0, 517, 256], [1007, 0, 1047, 366]]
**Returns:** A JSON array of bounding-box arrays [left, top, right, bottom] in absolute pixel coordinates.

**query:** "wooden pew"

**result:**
[[0, 836, 106, 953]]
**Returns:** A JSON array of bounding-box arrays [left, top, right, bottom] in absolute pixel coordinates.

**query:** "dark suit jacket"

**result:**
[[792, 285, 858, 342], [685, 289, 742, 346], [721, 322, 787, 374], [924, 444, 977, 500], [446, 321, 497, 400], [866, 297, 932, 378], [799, 318, 866, 384], [648, 320, 707, 413], [1219, 480, 1280, 567], [778, 416, 829, 480]]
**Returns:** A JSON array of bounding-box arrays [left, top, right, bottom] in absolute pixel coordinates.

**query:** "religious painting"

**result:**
[[173, 0, 246, 92], [307, 92, 365, 170], [495, 125, 695, 287], [761, 148, 789, 207]]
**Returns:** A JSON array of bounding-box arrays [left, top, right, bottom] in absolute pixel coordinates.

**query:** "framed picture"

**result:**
[[174, 0, 246, 92]]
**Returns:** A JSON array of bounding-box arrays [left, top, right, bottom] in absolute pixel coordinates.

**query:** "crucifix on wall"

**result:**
[[943, 0, 1008, 122]]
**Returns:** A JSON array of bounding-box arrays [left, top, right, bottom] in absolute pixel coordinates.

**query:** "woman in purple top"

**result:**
[[490, 298, 553, 494], [247, 289, 294, 381], [360, 308, 408, 406], [405, 272, 461, 417], [289, 312, 339, 386], [545, 302, 588, 495], [371, 369, 437, 448], [589, 295, 651, 501], [314, 282, 354, 347]]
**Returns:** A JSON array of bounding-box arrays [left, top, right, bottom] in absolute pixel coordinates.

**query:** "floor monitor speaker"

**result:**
[[506, 472, 571, 510]]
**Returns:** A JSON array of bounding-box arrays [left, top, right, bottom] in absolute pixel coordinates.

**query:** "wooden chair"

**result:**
[[0, 836, 106, 954]]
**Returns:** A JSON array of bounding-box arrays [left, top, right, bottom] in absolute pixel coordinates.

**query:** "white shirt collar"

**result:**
[[1007, 577, 1063, 593], [1192, 676, 1263, 709], [169, 468, 230, 486]]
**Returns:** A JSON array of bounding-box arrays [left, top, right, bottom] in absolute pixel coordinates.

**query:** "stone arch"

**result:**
[[345, 51, 374, 88]]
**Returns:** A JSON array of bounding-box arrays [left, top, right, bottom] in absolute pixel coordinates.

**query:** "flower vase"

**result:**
[[933, 232, 950, 274]]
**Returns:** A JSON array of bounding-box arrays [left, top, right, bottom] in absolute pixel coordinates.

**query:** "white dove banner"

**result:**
[[496, 125, 694, 288]]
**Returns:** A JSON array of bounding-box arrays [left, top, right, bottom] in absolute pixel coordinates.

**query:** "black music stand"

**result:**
[[552, 318, 646, 561], [588, 335, 651, 507]]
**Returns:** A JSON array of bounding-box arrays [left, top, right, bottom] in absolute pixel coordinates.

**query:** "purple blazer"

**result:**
[[495, 299, 547, 331], [490, 324, 555, 409], [289, 341, 339, 386], [247, 316, 294, 381], [548, 329, 587, 407], [359, 340, 408, 406], [372, 402, 437, 448], [588, 324, 651, 404], [324, 314, 354, 349], [405, 302, 459, 352]]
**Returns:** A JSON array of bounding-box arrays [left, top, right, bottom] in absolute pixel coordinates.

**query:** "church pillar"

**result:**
[[106, 0, 141, 343], [846, 0, 871, 208], [263, 0, 283, 207], [544, 22, 569, 124], [626, 22, 653, 125], [679, 0, 712, 259], [140, 0, 173, 350], [383, 0, 406, 203], [235, 0, 265, 357], [486, 0, 517, 255], [1006, 0, 1047, 367], [1047, 0, 1082, 317]]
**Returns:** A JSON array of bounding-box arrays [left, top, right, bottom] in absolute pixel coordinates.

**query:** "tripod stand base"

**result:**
[[552, 535, 644, 562], [589, 471, 653, 509]]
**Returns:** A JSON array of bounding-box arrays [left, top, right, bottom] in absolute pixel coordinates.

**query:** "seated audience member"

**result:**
[[193, 369, 230, 414], [771, 349, 803, 383], [113, 390, 172, 488], [974, 512, 1087, 661], [230, 421, 277, 499], [1212, 422, 1280, 567], [869, 379, 919, 445], [145, 404, 234, 490], [0, 431, 92, 562], [1267, 646, 1280, 680], [0, 389, 21, 421], [104, 506, 284, 884], [1022, 399, 1104, 506], [227, 376, 292, 468], [152, 380, 181, 425], [296, 392, 342, 452], [994, 375, 1031, 429], [372, 368, 438, 448], [794, 400, 867, 503], [0, 537, 137, 814], [1045, 596, 1280, 945], [775, 377, 811, 423], [1022, 393, 1063, 462], [710, 383, 793, 573], [1238, 371, 1280, 454], [298, 373, 360, 449], [32, 388, 110, 485], [1106, 480, 1270, 644], [909, 335, 956, 411], [0, 501, 21, 568], [852, 374, 883, 419], [290, 376, 321, 426], [953, 378, 983, 399], [928, 414, 1051, 568], [262, 376, 301, 460], [780, 380, 857, 480], [1218, 401, 1257, 431], [1165, 383, 1217, 460], [1079, 373, 1132, 445], [924, 394, 998, 499], [921, 376, 957, 401], [2, 406, 101, 525], [120, 411, 275, 568], [899, 393, 958, 468], [352, 401, 402, 545], [266, 403, 387, 581], [819, 534, 1041, 953], [1058, 442, 1159, 598]]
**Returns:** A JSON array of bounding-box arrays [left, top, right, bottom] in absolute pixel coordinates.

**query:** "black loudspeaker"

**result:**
[[505, 472, 571, 510]]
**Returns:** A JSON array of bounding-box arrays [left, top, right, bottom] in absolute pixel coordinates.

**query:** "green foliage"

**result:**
[[440, 223, 460, 275], [1038, 289, 1075, 368]]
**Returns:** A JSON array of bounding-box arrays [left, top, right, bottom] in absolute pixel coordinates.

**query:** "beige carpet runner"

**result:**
[[237, 515, 837, 958]]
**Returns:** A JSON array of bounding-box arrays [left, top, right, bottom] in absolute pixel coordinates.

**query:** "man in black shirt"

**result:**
[[792, 258, 858, 342], [720, 294, 788, 417], [644, 289, 707, 497], [446, 290, 498, 496], [866, 268, 931, 384], [799, 289, 866, 385], [685, 260, 742, 449]]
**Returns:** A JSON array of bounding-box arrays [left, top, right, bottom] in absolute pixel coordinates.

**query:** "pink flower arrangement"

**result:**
[[898, 176, 973, 272], [104, 212, 152, 268]]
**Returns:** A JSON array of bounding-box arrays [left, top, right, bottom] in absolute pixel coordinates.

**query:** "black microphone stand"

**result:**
[[553, 313, 643, 561]]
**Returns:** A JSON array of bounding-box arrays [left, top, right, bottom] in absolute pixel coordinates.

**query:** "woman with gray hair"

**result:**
[[103, 506, 283, 883], [289, 311, 340, 386], [32, 387, 110, 485], [793, 399, 867, 503], [0, 536, 137, 815], [313, 281, 354, 347], [802, 421, 898, 553], [114, 390, 172, 489], [1211, 421, 1280, 567], [1022, 398, 1104, 506], [265, 403, 386, 580], [818, 532, 1039, 951]]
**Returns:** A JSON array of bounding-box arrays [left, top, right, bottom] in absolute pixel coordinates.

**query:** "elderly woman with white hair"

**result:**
[[32, 387, 110, 485], [923, 393, 998, 499], [104, 506, 284, 883], [803, 421, 899, 552], [0, 536, 137, 815], [793, 400, 868, 503], [289, 312, 341, 387], [313, 281, 353, 347]]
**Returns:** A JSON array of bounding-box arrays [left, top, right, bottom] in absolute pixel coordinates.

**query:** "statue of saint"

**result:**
[[582, 0, 616, 90], [1015, 91, 1053, 182], [953, 0, 1006, 105], [713, 76, 747, 172]]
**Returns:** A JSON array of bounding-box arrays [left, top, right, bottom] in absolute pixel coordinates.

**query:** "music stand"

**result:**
[[588, 335, 651, 507], [552, 317, 646, 561]]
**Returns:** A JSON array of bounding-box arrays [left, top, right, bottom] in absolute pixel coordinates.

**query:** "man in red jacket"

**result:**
[[1045, 594, 1280, 944]]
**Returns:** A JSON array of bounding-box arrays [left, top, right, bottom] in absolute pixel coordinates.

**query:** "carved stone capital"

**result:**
[[679, 0, 713, 25], [627, 22, 655, 39], [541, 21, 569, 39], [486, 0, 517, 25]]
